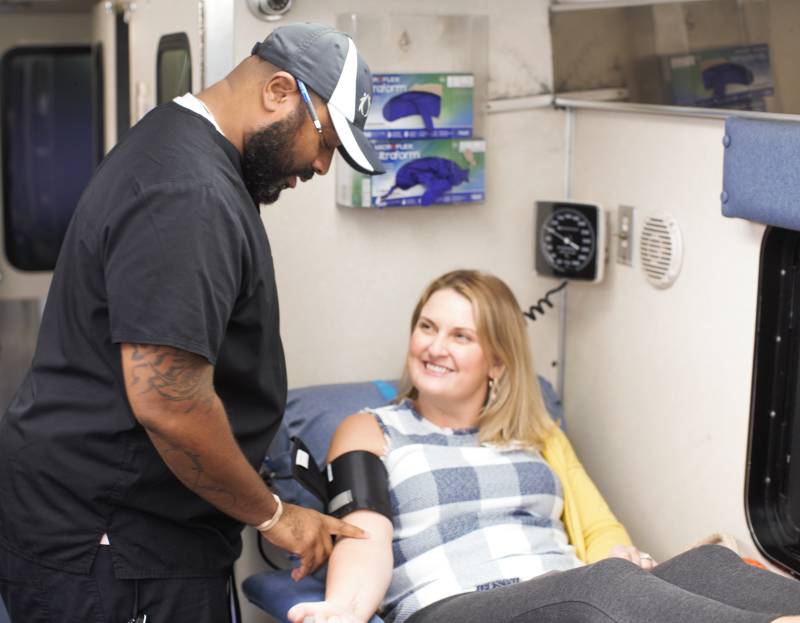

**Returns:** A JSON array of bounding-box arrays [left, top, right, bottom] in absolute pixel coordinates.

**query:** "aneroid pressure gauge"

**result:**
[[534, 201, 606, 283]]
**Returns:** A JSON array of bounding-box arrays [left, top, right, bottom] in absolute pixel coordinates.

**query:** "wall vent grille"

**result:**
[[640, 214, 683, 289]]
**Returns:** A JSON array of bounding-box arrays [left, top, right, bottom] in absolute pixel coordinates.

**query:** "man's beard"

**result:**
[[241, 105, 317, 205]]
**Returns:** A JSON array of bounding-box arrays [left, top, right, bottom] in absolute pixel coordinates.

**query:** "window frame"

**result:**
[[746, 225, 800, 578], [1, 44, 93, 272]]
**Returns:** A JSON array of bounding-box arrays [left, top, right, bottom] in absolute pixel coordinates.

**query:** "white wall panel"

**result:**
[[258, 106, 566, 389], [91, 2, 117, 153], [566, 108, 766, 562], [231, 0, 561, 391], [127, 0, 202, 124]]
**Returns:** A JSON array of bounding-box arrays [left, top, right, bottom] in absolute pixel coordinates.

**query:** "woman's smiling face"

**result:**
[[406, 288, 492, 409]]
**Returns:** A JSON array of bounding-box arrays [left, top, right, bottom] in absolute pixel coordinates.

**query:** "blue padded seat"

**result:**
[[721, 117, 800, 230], [243, 377, 563, 623]]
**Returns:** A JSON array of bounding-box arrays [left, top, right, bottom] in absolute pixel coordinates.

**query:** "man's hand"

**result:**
[[261, 503, 367, 581], [608, 544, 657, 570]]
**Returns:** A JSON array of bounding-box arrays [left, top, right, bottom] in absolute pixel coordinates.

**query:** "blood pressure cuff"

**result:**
[[383, 91, 441, 131], [290, 437, 392, 520], [382, 157, 470, 206]]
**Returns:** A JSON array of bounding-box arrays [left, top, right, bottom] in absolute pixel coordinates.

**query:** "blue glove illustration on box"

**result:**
[[380, 157, 470, 206], [702, 62, 754, 99], [382, 91, 442, 132], [342, 138, 484, 208]]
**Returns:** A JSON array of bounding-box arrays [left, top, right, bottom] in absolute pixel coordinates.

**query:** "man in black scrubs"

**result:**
[[0, 23, 384, 622]]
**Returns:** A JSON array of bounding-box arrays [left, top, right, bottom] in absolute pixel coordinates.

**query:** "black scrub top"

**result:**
[[0, 103, 287, 578]]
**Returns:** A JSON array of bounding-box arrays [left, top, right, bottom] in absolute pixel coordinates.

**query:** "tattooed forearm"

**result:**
[[154, 436, 238, 510], [128, 344, 215, 413], [122, 343, 271, 522]]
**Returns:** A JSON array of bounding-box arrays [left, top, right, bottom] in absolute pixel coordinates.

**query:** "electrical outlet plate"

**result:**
[[617, 205, 635, 266]]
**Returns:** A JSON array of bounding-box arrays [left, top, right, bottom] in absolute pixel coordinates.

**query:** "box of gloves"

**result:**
[[365, 73, 475, 139], [660, 44, 774, 109], [336, 138, 486, 208]]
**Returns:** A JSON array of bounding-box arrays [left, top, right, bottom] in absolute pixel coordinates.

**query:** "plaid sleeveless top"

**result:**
[[370, 401, 583, 623]]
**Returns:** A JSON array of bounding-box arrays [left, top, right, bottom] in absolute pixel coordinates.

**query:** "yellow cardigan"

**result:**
[[541, 426, 633, 563]]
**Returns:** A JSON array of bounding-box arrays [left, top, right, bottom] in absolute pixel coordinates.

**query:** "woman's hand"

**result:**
[[608, 544, 657, 570], [287, 600, 362, 623]]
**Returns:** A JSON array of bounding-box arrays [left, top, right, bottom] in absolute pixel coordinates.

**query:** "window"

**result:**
[[157, 33, 191, 106], [747, 226, 800, 578], [1, 46, 93, 272]]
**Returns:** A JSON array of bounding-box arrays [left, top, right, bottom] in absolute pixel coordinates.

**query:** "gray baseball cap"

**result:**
[[252, 23, 385, 176]]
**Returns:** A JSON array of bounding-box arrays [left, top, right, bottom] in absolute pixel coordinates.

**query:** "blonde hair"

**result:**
[[397, 270, 554, 450]]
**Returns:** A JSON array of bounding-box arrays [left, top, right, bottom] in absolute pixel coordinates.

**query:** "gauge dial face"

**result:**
[[539, 208, 596, 273]]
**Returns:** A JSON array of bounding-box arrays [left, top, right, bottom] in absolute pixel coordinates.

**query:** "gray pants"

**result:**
[[407, 545, 800, 623]]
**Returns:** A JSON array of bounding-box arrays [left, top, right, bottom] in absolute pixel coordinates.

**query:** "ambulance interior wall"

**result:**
[[230, 3, 774, 621], [548, 0, 782, 568], [126, 0, 203, 127], [231, 1, 563, 621], [91, 2, 117, 155], [235, 0, 561, 402], [566, 109, 765, 566], [0, 3, 778, 622]]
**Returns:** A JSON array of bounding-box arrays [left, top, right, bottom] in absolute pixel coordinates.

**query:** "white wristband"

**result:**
[[254, 494, 283, 532]]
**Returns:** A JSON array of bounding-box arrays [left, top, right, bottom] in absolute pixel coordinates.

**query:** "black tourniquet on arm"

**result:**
[[291, 437, 392, 519]]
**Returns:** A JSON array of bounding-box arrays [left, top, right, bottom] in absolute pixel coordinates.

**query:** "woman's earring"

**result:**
[[488, 377, 498, 404]]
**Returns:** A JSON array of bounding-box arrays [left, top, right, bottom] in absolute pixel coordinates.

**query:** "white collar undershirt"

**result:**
[[173, 92, 225, 137]]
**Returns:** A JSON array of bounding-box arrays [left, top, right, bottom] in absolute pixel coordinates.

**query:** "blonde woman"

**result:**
[[288, 270, 800, 623]]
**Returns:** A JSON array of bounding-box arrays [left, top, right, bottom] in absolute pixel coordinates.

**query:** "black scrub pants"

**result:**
[[407, 545, 800, 623], [0, 544, 231, 623]]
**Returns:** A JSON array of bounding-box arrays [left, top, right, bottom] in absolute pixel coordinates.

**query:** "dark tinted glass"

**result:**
[[157, 33, 191, 105], [2, 46, 93, 271], [747, 226, 800, 578]]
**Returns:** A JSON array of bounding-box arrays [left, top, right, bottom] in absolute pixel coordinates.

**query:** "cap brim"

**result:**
[[328, 105, 385, 176]]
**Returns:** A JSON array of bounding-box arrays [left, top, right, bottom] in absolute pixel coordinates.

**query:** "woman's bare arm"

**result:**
[[288, 412, 394, 623]]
